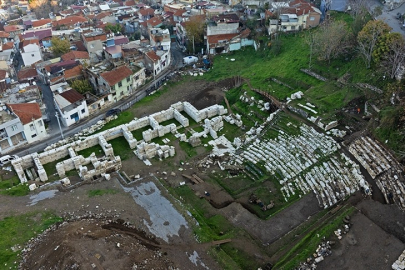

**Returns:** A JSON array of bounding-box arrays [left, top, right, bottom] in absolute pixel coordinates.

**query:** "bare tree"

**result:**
[[313, 21, 351, 63], [357, 20, 391, 68], [305, 30, 316, 69], [183, 15, 205, 54]]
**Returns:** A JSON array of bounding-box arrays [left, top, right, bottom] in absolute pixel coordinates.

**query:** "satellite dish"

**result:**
[[32, 81, 36, 85]]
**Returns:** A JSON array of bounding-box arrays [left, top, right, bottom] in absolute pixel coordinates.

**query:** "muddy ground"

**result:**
[[1, 77, 405, 269]]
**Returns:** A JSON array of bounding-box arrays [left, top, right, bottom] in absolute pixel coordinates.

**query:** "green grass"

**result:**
[[274, 206, 356, 269], [0, 211, 62, 268], [109, 137, 133, 160], [131, 125, 151, 141], [42, 157, 69, 179], [0, 175, 20, 190], [77, 144, 104, 158], [87, 188, 118, 197], [179, 141, 198, 158], [0, 183, 29, 196], [97, 111, 134, 133]]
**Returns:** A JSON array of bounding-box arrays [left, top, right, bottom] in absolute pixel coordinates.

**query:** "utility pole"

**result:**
[[55, 112, 64, 140]]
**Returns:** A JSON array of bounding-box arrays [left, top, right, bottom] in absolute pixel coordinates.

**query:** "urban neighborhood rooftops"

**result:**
[[100, 65, 133, 86]]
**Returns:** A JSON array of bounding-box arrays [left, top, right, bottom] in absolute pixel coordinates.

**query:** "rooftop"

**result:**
[[7, 103, 42, 125], [100, 65, 133, 86]]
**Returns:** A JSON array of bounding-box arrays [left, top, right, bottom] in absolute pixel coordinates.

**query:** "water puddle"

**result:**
[[188, 251, 209, 269], [28, 190, 58, 206], [123, 181, 188, 242]]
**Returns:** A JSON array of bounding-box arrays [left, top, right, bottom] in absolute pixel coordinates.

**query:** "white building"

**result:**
[[21, 43, 42, 67], [7, 103, 47, 144], [52, 83, 89, 127]]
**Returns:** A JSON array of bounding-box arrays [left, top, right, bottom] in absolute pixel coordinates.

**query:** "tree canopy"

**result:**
[[50, 37, 71, 56], [183, 16, 205, 53], [70, 79, 93, 94], [105, 23, 123, 34], [357, 20, 391, 68]]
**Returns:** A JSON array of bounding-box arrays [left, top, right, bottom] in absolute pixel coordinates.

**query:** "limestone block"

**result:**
[[29, 183, 37, 191], [169, 146, 175, 157], [60, 177, 70, 186], [174, 109, 189, 127], [56, 163, 66, 178], [189, 136, 201, 147]]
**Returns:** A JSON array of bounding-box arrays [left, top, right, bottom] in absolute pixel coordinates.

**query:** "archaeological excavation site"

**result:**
[[0, 77, 403, 270]]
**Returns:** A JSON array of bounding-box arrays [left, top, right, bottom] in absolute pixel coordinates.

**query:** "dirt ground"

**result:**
[[1, 77, 405, 269]]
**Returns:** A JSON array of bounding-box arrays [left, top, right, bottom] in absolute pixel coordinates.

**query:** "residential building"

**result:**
[[82, 31, 107, 63], [149, 28, 171, 50], [3, 25, 24, 38], [17, 67, 38, 83], [207, 28, 254, 55], [19, 28, 52, 48], [144, 50, 170, 76], [0, 70, 9, 92], [32, 18, 52, 29], [87, 65, 134, 101], [0, 106, 26, 153], [7, 103, 47, 144], [52, 15, 88, 30], [20, 39, 42, 67], [267, 0, 322, 34], [61, 51, 90, 65], [53, 84, 89, 127]]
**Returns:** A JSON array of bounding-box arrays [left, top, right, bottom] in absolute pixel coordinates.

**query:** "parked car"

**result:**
[[0, 155, 19, 166], [396, 13, 403, 20], [105, 108, 121, 118]]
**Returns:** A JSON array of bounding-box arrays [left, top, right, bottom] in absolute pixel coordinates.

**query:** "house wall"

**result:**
[[0, 117, 26, 153], [206, 23, 239, 36], [57, 100, 89, 127], [305, 12, 321, 28], [132, 68, 146, 91], [111, 74, 134, 102], [24, 118, 47, 143]]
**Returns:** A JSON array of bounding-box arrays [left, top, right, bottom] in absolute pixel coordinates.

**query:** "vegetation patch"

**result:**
[[87, 188, 118, 197], [0, 211, 62, 268], [77, 144, 104, 158]]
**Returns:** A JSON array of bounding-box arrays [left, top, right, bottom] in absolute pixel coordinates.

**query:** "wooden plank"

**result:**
[[211, 239, 232, 245], [182, 174, 199, 185], [192, 174, 204, 183]]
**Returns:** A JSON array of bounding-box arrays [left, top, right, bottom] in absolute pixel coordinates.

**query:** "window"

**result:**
[[126, 77, 130, 82], [31, 54, 35, 57], [81, 109, 85, 114], [120, 92, 123, 96], [310, 16, 315, 21], [30, 124, 34, 131], [90, 44, 94, 48], [32, 134, 37, 138], [291, 26, 296, 30], [11, 125, 17, 131], [38, 120, 43, 127], [135, 75, 139, 80], [118, 82, 122, 87]]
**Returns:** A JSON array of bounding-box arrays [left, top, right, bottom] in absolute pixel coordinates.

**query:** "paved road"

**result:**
[[10, 42, 184, 157], [377, 3, 405, 37]]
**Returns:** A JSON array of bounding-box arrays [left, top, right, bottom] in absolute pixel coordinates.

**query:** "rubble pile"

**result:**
[[230, 124, 370, 208], [349, 137, 405, 209], [295, 216, 352, 270]]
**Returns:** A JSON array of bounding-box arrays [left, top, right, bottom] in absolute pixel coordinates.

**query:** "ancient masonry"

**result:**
[[11, 102, 227, 188]]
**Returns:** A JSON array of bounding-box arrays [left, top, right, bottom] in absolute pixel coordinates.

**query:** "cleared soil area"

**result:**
[[1, 77, 405, 269]]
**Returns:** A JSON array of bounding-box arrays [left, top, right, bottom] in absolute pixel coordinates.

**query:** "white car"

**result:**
[[0, 155, 18, 166]]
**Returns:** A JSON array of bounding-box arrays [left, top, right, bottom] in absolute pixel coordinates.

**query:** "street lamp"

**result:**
[[55, 112, 64, 140]]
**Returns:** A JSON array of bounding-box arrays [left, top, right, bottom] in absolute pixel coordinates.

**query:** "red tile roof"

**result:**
[[207, 33, 238, 45], [32, 18, 52, 28], [2, 41, 14, 50], [0, 70, 7, 80], [7, 103, 42, 125], [21, 38, 40, 49], [60, 89, 84, 103], [83, 33, 107, 42], [50, 76, 64, 85], [146, 50, 160, 62], [146, 17, 162, 27], [95, 12, 112, 20], [173, 9, 186, 16], [52, 16, 87, 27], [18, 67, 38, 81], [61, 51, 89, 61], [64, 65, 83, 80], [0, 31, 10, 38], [124, 0, 135, 6], [100, 65, 133, 86], [139, 8, 155, 16], [3, 25, 24, 33]]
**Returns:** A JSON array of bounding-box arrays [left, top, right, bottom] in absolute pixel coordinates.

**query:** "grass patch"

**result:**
[[109, 137, 133, 160], [97, 110, 134, 133], [0, 211, 62, 268], [87, 188, 118, 197], [0, 183, 29, 196], [131, 125, 151, 141], [42, 157, 69, 180], [77, 144, 104, 158], [179, 141, 198, 158], [0, 175, 20, 190]]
